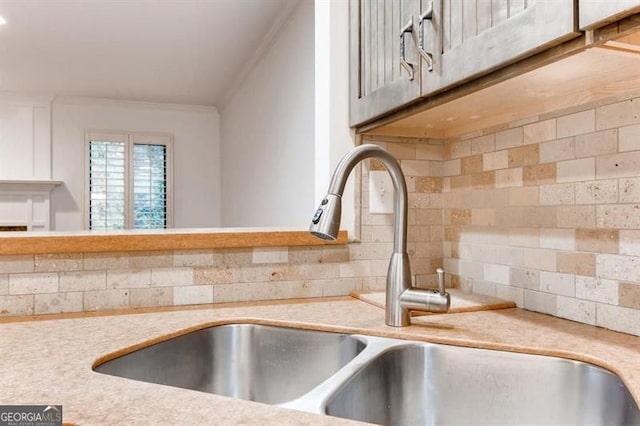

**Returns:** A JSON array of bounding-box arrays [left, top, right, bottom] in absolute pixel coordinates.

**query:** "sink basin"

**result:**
[[94, 323, 365, 404], [94, 324, 639, 425], [325, 344, 640, 425]]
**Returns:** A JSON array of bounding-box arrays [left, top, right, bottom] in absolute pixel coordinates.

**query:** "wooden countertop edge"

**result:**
[[0, 229, 348, 255]]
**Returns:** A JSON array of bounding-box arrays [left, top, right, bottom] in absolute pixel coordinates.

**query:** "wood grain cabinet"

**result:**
[[350, 0, 578, 127], [349, 0, 422, 127], [579, 0, 640, 30], [422, 0, 577, 96]]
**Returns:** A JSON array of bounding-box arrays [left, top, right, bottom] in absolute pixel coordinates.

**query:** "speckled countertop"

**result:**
[[1, 297, 639, 425]]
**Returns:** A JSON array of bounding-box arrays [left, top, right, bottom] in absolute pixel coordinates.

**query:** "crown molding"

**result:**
[[52, 95, 219, 114]]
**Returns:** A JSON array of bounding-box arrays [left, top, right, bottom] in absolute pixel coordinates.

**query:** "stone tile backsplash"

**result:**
[[0, 247, 345, 315], [0, 95, 639, 337], [443, 95, 640, 336]]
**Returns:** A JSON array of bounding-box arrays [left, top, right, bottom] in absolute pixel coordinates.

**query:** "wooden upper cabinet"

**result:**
[[350, 0, 579, 127], [421, 0, 579, 96], [350, 0, 421, 126], [579, 0, 640, 30]]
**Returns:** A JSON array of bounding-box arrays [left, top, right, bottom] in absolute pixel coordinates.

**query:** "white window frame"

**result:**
[[83, 130, 174, 230]]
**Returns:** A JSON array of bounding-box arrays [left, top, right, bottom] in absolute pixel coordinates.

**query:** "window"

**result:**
[[86, 131, 172, 230]]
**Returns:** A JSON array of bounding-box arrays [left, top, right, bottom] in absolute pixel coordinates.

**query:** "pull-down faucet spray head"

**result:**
[[309, 194, 341, 241]]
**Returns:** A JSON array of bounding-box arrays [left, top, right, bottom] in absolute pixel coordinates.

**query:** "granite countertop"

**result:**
[[1, 297, 639, 425]]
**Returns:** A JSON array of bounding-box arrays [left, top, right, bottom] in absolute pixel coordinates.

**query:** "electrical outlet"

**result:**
[[369, 170, 394, 214]]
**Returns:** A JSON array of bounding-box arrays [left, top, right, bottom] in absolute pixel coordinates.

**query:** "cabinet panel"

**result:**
[[421, 0, 579, 96], [0, 105, 34, 179], [350, 0, 421, 126], [0, 94, 52, 180], [580, 0, 640, 30]]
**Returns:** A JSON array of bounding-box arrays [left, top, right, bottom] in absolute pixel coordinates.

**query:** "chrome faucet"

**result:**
[[310, 144, 450, 327]]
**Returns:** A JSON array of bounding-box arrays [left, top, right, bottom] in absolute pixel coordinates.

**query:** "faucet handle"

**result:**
[[436, 267, 445, 296]]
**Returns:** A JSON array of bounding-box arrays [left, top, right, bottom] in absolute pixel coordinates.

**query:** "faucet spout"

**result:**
[[310, 144, 450, 326]]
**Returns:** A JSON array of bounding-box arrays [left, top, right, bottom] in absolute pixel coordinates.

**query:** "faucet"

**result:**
[[309, 144, 450, 327]]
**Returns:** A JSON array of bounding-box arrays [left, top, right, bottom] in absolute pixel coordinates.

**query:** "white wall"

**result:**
[[220, 0, 315, 228], [51, 97, 221, 230], [315, 0, 356, 236]]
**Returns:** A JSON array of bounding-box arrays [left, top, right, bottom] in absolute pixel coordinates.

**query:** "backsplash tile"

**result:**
[[172, 250, 215, 267], [0, 255, 34, 274], [59, 271, 106, 292], [108, 269, 152, 289], [252, 247, 289, 264], [619, 282, 640, 309], [83, 252, 130, 270], [173, 285, 213, 305], [619, 124, 640, 152], [0, 274, 8, 295], [0, 295, 33, 316], [9, 273, 58, 295], [150, 267, 194, 287], [523, 118, 556, 144], [595, 98, 640, 130], [596, 303, 640, 336], [575, 228, 618, 253], [130, 287, 172, 308], [84, 289, 130, 311], [556, 109, 595, 138], [575, 276, 618, 305], [129, 251, 173, 268], [444, 94, 640, 336], [35, 253, 83, 272], [34, 292, 83, 315]]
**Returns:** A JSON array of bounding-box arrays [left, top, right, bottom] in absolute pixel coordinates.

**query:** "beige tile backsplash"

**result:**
[[0, 95, 639, 337], [444, 94, 640, 336]]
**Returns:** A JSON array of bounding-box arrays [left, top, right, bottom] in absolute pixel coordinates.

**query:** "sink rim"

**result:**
[[92, 319, 365, 370], [92, 319, 632, 377], [93, 321, 369, 405], [92, 319, 639, 394]]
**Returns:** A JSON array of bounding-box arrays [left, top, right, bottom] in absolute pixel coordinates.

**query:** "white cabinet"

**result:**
[[0, 93, 53, 179], [580, 0, 640, 30]]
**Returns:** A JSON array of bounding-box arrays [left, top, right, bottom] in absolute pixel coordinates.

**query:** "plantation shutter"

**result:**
[[131, 134, 170, 229], [86, 132, 172, 230]]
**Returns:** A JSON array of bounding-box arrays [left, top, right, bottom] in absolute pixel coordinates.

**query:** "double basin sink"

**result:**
[[94, 323, 640, 425]]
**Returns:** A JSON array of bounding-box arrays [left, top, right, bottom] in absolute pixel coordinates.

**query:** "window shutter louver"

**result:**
[[87, 133, 171, 230]]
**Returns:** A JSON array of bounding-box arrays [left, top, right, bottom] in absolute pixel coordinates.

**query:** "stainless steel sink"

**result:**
[[325, 344, 640, 425], [94, 323, 640, 425], [94, 323, 365, 404]]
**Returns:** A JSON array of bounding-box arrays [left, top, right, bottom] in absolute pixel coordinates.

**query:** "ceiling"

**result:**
[[0, 0, 296, 107]]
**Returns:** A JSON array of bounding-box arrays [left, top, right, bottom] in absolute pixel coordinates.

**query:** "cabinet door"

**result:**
[[350, 0, 421, 126], [421, 0, 579, 96], [580, 0, 640, 30]]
